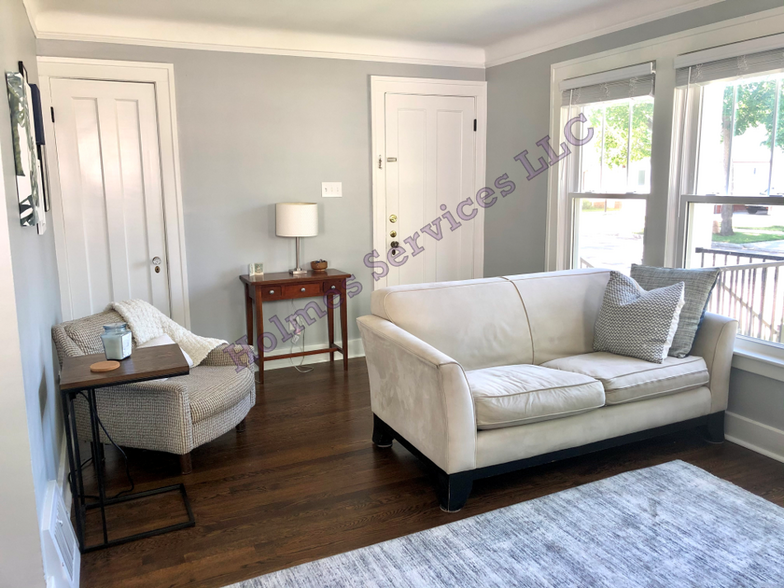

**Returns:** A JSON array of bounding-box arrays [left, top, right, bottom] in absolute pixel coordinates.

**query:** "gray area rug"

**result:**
[[228, 461, 784, 587]]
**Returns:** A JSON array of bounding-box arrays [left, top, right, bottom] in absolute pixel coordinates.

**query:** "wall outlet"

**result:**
[[322, 182, 342, 198]]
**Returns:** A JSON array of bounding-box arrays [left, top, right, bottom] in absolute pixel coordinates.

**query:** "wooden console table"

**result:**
[[240, 269, 351, 383]]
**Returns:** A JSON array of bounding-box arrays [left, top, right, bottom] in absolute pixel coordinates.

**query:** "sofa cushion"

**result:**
[[466, 364, 606, 430], [630, 264, 720, 358], [594, 271, 685, 364], [542, 352, 709, 405], [371, 278, 533, 371], [506, 269, 611, 364]]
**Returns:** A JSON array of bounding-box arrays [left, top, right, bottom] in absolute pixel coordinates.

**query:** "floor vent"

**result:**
[[42, 480, 80, 588]]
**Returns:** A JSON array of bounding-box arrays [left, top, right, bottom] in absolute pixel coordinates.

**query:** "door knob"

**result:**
[[390, 241, 399, 248], [152, 256, 162, 266], [389, 214, 397, 223], [389, 230, 397, 237]]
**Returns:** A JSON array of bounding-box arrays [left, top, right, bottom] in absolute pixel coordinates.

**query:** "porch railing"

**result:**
[[695, 247, 784, 343]]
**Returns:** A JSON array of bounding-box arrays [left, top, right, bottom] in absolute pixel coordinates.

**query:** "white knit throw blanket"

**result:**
[[110, 299, 225, 367]]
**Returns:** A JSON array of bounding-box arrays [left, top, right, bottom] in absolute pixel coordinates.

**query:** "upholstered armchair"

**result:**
[[53, 309, 256, 474]]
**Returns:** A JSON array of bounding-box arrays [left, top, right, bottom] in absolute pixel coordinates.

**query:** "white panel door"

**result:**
[[384, 93, 476, 287], [50, 78, 170, 319]]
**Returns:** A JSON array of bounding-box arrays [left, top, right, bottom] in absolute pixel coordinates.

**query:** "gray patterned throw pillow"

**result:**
[[594, 272, 685, 364], [630, 264, 720, 357]]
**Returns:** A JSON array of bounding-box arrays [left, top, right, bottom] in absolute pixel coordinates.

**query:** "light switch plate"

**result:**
[[322, 182, 342, 198]]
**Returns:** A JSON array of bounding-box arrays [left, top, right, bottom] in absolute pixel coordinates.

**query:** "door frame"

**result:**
[[37, 57, 191, 328], [370, 76, 487, 289]]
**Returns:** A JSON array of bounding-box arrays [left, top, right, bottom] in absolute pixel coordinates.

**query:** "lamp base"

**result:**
[[290, 268, 308, 276]]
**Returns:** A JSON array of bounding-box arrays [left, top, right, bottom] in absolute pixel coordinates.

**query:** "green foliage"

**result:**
[[723, 80, 784, 150], [588, 101, 653, 168]]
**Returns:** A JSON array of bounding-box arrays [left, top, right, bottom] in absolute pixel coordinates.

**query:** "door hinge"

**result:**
[[473, 119, 477, 132], [50, 107, 55, 123]]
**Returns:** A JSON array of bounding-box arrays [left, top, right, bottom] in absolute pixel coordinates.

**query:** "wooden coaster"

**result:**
[[90, 360, 121, 373]]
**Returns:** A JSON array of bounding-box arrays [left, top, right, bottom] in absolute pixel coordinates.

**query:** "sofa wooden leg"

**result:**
[[437, 471, 473, 513], [372, 414, 394, 448], [702, 411, 725, 444], [235, 418, 247, 433], [179, 453, 193, 475]]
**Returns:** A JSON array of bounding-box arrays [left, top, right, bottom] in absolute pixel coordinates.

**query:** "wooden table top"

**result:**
[[60, 344, 190, 392], [240, 268, 351, 286]]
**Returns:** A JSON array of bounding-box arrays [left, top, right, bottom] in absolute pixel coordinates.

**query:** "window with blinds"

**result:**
[[561, 62, 656, 195], [558, 62, 655, 273], [676, 36, 784, 346], [677, 47, 784, 197]]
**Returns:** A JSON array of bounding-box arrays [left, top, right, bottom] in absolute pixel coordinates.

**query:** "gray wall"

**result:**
[[484, 0, 784, 278], [728, 368, 784, 430], [0, 0, 58, 585], [36, 39, 484, 353]]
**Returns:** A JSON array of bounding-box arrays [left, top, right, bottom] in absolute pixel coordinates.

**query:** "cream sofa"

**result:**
[[357, 269, 737, 511]]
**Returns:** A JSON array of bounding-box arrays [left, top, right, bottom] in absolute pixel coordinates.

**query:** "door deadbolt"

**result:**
[[389, 230, 397, 238], [389, 214, 397, 223]]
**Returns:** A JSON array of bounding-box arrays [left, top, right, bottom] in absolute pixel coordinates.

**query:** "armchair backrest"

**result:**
[[52, 309, 125, 366]]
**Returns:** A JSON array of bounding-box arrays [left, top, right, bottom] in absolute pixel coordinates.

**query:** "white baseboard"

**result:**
[[56, 431, 72, 514], [725, 411, 784, 464], [262, 337, 365, 370]]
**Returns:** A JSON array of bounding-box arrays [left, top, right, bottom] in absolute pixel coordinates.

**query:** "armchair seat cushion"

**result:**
[[542, 352, 709, 405], [466, 364, 605, 430], [185, 366, 255, 423]]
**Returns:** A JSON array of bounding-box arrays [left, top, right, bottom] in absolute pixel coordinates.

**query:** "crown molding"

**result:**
[[25, 0, 740, 70], [32, 11, 486, 69], [484, 0, 726, 67]]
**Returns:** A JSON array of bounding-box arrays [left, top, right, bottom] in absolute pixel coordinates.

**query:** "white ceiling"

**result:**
[[26, 0, 727, 67]]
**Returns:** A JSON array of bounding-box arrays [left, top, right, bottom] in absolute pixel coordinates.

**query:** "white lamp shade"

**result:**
[[275, 203, 318, 237]]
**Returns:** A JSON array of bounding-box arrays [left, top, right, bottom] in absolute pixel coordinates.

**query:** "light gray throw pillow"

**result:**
[[594, 272, 685, 364], [630, 264, 720, 357]]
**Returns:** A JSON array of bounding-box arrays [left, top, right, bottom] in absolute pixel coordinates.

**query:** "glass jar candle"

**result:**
[[100, 323, 133, 360]]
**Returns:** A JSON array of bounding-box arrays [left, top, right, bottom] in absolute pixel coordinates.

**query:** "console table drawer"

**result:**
[[324, 280, 344, 293], [282, 283, 322, 298], [261, 286, 283, 300]]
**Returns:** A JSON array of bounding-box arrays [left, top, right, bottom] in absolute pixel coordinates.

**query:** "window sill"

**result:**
[[732, 337, 784, 383]]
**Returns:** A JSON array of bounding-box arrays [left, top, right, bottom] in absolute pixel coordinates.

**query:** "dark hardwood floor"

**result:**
[[79, 358, 784, 588]]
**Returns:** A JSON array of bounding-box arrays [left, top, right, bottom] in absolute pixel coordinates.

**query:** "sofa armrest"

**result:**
[[690, 312, 738, 413], [357, 315, 476, 474]]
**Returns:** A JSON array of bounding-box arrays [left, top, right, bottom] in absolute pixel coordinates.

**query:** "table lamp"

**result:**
[[276, 202, 318, 275]]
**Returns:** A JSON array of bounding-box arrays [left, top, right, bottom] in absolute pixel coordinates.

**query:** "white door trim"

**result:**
[[37, 57, 191, 328], [370, 76, 487, 289]]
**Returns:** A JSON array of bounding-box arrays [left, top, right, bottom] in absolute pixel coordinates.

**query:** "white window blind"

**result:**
[[676, 38, 784, 87], [560, 62, 655, 107]]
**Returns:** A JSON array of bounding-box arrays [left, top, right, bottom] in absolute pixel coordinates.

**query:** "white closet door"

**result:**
[[50, 78, 170, 319], [384, 93, 476, 287]]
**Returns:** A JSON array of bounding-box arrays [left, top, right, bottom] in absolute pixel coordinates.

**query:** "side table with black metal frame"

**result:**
[[59, 344, 196, 552]]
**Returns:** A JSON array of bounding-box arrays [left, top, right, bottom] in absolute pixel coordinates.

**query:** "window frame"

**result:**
[[562, 92, 655, 271], [547, 5, 784, 364]]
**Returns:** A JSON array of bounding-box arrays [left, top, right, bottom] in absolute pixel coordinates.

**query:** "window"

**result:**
[[677, 44, 784, 345], [560, 63, 655, 272]]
